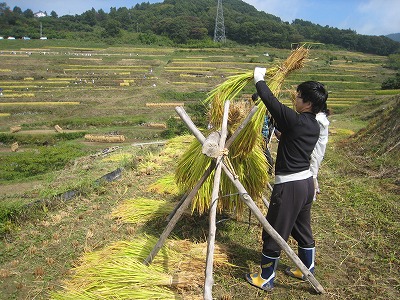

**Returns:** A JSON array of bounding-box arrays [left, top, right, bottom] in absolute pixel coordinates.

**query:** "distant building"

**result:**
[[34, 11, 47, 18]]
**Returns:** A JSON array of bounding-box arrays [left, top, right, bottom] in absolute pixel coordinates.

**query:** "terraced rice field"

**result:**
[[0, 44, 396, 141]]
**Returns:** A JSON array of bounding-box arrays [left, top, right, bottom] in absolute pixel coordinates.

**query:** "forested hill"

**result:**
[[1, 0, 399, 55]]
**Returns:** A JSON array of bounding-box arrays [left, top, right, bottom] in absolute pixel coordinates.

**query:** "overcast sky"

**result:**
[[4, 0, 400, 36]]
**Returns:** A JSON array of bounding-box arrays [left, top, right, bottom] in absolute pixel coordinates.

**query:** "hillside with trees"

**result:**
[[387, 33, 400, 42], [0, 0, 399, 55]]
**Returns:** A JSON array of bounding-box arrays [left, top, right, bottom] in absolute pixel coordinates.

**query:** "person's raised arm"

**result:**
[[254, 67, 297, 132]]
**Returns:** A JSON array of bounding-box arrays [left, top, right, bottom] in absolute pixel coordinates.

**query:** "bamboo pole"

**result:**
[[204, 101, 230, 300]]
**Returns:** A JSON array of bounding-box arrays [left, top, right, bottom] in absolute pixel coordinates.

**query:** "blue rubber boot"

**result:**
[[245, 253, 279, 291], [285, 246, 315, 280]]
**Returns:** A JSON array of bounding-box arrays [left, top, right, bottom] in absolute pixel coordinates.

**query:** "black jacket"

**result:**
[[256, 81, 319, 175]]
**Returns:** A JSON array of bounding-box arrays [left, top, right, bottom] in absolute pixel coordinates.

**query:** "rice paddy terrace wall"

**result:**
[[0, 43, 396, 143]]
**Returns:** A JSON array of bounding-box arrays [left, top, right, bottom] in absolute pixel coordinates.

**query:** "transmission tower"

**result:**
[[214, 0, 226, 43]]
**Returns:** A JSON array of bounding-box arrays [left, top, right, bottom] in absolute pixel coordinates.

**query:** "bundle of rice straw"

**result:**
[[51, 236, 177, 300], [111, 197, 176, 224], [147, 174, 180, 195], [51, 235, 232, 299], [175, 45, 309, 217]]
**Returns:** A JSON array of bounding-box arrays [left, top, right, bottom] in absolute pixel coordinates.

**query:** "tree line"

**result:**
[[0, 0, 399, 56]]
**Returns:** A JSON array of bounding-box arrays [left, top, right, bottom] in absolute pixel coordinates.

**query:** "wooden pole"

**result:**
[[175, 106, 206, 144], [144, 105, 258, 266], [204, 101, 230, 300], [165, 191, 188, 222], [143, 163, 214, 265]]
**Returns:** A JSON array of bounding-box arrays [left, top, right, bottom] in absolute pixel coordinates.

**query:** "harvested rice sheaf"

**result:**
[[137, 153, 163, 174], [101, 152, 133, 162], [111, 197, 176, 224], [51, 236, 232, 299], [175, 46, 309, 217], [147, 174, 180, 195]]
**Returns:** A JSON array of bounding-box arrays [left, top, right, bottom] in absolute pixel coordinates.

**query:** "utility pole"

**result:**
[[213, 0, 226, 43]]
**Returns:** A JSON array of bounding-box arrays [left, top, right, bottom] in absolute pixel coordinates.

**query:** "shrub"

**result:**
[[381, 73, 400, 89], [160, 117, 189, 138]]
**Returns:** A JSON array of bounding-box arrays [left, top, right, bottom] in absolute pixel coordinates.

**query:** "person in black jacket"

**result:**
[[246, 67, 328, 291]]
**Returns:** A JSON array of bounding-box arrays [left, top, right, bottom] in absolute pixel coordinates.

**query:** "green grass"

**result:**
[[375, 89, 400, 95], [0, 132, 86, 145], [0, 142, 86, 182]]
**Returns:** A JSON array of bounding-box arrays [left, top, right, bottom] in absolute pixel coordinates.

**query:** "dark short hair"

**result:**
[[297, 81, 328, 114]]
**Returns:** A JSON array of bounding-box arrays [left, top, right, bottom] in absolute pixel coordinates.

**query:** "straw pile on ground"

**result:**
[[51, 236, 231, 299], [175, 46, 309, 217], [54, 124, 63, 133], [147, 174, 180, 195], [52, 190, 234, 299], [84, 134, 126, 143], [111, 197, 176, 224], [10, 142, 19, 152], [10, 126, 21, 133]]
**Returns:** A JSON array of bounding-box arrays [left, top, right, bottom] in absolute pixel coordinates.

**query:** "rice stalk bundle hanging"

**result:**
[[51, 236, 232, 299], [175, 46, 309, 217]]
